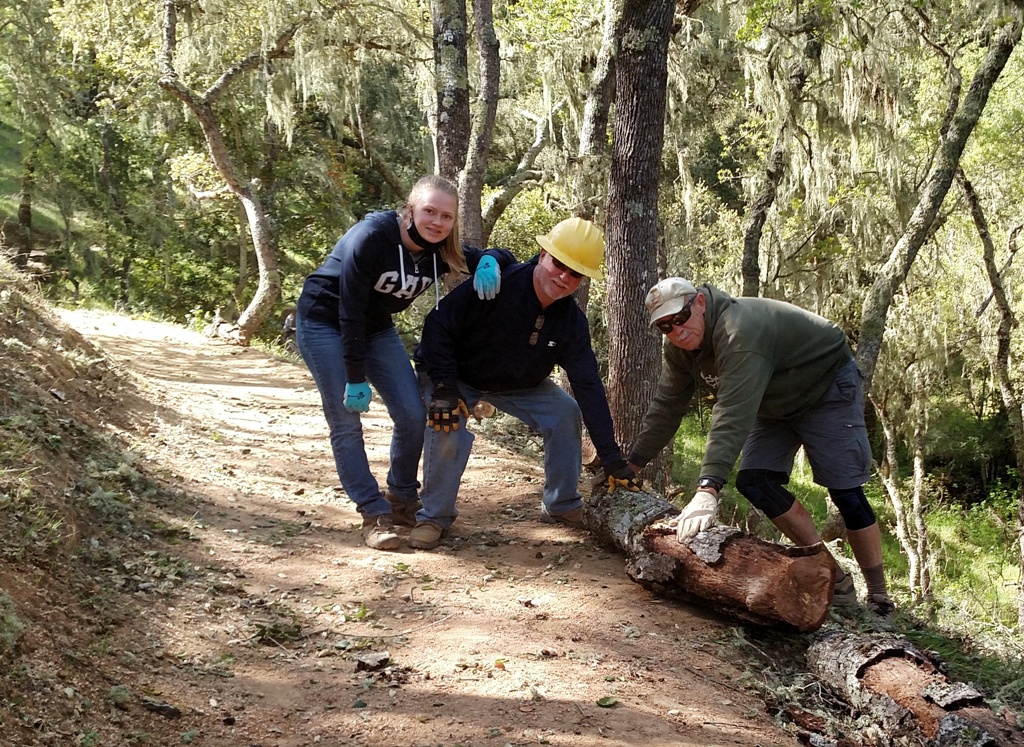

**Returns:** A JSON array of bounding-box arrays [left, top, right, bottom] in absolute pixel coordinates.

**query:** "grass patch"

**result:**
[[0, 119, 22, 214], [668, 414, 834, 539], [0, 592, 26, 655], [0, 118, 71, 238]]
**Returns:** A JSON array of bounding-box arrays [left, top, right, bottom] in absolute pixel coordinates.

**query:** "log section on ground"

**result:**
[[808, 631, 1024, 746], [584, 488, 835, 632]]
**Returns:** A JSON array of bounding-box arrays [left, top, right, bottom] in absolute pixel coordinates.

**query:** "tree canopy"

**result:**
[[1, 0, 1023, 628]]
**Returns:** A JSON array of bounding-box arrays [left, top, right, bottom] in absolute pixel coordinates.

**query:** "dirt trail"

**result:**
[[57, 308, 790, 747]]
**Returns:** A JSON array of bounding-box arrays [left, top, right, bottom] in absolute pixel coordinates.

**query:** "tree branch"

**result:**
[[202, 24, 300, 103], [481, 103, 565, 237], [855, 10, 1023, 391], [187, 183, 234, 201]]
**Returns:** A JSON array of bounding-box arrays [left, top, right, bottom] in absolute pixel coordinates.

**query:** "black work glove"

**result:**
[[427, 384, 470, 433], [602, 459, 643, 492]]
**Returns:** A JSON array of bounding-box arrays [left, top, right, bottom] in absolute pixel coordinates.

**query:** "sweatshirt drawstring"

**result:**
[[399, 241, 439, 308], [433, 254, 440, 310]]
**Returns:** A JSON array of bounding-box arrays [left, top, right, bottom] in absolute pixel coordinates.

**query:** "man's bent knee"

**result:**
[[828, 486, 876, 530], [736, 469, 796, 519]]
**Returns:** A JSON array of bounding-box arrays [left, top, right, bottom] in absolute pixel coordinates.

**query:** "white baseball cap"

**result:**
[[644, 278, 698, 326]]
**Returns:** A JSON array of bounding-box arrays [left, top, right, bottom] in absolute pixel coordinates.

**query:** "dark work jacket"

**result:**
[[296, 210, 514, 382], [415, 258, 624, 467]]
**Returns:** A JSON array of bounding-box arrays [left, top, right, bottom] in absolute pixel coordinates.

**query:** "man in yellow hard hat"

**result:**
[[406, 217, 641, 549]]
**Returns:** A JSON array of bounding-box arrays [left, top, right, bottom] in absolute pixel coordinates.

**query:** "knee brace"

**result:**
[[735, 469, 796, 519], [827, 486, 876, 531]]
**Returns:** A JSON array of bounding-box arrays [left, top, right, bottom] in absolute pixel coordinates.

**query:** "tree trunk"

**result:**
[[855, 12, 1023, 392], [958, 169, 1024, 628], [605, 0, 676, 455], [585, 488, 835, 632], [157, 0, 285, 344], [911, 398, 932, 599], [569, 0, 621, 222], [98, 122, 136, 308], [741, 128, 785, 297], [432, 0, 471, 184], [15, 135, 40, 269], [873, 392, 925, 601], [808, 631, 1024, 746], [457, 0, 499, 249], [118, 255, 131, 309]]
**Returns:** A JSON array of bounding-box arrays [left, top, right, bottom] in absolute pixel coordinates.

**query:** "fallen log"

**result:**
[[582, 488, 1023, 744], [808, 631, 1024, 747], [584, 487, 835, 632]]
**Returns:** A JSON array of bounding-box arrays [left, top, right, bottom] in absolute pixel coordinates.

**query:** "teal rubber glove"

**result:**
[[473, 255, 500, 300], [344, 381, 372, 413]]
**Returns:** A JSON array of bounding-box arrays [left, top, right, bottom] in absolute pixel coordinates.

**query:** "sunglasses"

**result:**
[[549, 255, 584, 280], [529, 314, 545, 346], [655, 295, 698, 334]]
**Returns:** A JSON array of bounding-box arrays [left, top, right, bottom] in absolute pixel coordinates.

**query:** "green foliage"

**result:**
[[127, 236, 240, 321], [498, 0, 592, 53], [923, 399, 1015, 504], [486, 188, 566, 260], [0, 119, 24, 223], [926, 481, 1020, 626], [0, 591, 26, 655]]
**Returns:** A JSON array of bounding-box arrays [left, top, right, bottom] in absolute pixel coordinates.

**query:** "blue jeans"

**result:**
[[296, 313, 425, 517], [417, 374, 583, 528]]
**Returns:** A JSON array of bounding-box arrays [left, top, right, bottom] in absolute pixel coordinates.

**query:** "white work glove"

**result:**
[[675, 490, 719, 542]]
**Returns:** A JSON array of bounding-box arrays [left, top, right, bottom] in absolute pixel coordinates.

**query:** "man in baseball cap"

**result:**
[[626, 277, 894, 619]]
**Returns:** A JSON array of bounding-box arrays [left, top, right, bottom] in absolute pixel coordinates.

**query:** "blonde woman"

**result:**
[[296, 175, 513, 550]]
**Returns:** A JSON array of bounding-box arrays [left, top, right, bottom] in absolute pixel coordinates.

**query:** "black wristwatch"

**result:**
[[697, 476, 724, 492]]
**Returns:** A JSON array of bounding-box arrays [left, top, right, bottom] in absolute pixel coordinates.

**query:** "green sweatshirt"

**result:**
[[628, 284, 852, 482]]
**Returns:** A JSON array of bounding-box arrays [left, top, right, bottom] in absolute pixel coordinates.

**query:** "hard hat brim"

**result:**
[[535, 235, 604, 281]]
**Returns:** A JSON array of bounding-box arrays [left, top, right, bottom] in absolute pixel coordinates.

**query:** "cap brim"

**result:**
[[648, 297, 688, 327], [535, 235, 603, 280]]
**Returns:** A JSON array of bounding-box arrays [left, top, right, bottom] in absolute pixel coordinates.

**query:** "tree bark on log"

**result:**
[[808, 631, 1024, 746], [584, 488, 835, 632], [585, 488, 1024, 743]]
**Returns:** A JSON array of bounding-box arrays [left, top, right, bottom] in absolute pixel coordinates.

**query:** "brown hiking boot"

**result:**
[[361, 514, 401, 550], [384, 491, 420, 528], [408, 521, 446, 550], [540, 506, 585, 528]]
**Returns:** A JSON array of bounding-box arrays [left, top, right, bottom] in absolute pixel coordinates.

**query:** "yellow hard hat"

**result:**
[[535, 217, 605, 280]]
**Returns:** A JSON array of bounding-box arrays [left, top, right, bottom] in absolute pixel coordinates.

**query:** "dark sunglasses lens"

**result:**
[[656, 309, 691, 334], [552, 257, 583, 278]]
